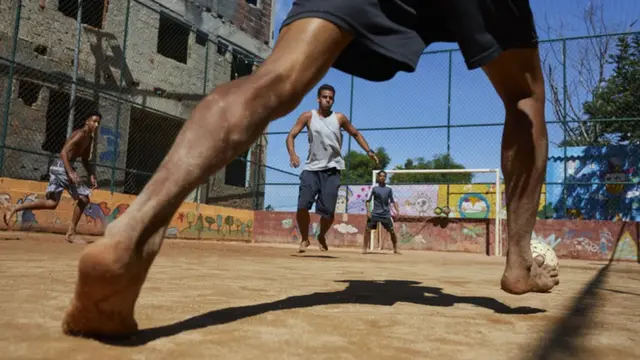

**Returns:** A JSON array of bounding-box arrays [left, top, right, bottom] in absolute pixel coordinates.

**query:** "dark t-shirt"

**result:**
[[368, 185, 395, 218]]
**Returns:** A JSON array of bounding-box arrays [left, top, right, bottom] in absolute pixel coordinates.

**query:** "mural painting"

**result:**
[[336, 183, 546, 219], [253, 211, 366, 247], [546, 145, 640, 221], [0, 177, 254, 241]]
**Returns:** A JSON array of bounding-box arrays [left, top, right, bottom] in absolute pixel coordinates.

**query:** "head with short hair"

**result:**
[[376, 170, 387, 185], [317, 84, 335, 112], [85, 110, 102, 133]]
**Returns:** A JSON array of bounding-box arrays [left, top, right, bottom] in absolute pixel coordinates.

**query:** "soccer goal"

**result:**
[[369, 168, 503, 256]]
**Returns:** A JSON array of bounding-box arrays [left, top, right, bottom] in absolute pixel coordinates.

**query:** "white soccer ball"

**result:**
[[530, 239, 559, 268]]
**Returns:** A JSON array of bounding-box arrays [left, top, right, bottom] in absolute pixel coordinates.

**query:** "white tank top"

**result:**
[[304, 109, 345, 171]]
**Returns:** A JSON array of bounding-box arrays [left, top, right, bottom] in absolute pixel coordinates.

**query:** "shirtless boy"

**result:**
[[3, 112, 101, 243]]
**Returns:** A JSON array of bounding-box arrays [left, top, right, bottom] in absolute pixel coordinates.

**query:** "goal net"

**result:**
[[365, 168, 504, 255]]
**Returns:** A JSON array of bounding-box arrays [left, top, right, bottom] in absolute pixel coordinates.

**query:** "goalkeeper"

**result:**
[[364, 170, 400, 254]]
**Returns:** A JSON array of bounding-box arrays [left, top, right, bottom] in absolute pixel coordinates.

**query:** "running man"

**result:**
[[363, 170, 400, 254], [287, 84, 379, 253], [3, 112, 100, 243], [62, 0, 559, 337]]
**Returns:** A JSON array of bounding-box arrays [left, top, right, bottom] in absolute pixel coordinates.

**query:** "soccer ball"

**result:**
[[530, 239, 559, 268]]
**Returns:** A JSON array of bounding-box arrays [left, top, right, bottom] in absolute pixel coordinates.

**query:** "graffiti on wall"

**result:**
[[546, 145, 640, 221], [336, 184, 544, 219], [98, 126, 121, 163]]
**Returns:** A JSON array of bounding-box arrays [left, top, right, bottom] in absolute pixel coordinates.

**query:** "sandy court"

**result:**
[[0, 232, 638, 360]]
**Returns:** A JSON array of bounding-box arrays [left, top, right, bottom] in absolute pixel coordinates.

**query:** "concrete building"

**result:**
[[0, 0, 274, 209]]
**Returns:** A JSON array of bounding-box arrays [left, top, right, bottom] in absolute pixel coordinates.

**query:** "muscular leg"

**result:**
[[296, 208, 311, 252], [61, 18, 354, 337], [482, 48, 559, 295], [65, 195, 89, 244], [317, 215, 332, 251], [3, 192, 59, 230], [389, 230, 400, 254]]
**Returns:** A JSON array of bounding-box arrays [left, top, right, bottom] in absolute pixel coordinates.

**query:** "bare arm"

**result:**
[[286, 112, 311, 167], [338, 113, 380, 166]]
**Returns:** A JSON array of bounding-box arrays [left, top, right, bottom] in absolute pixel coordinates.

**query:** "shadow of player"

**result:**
[[94, 279, 545, 347]]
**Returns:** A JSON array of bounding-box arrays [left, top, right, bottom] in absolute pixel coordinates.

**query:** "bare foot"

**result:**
[[62, 238, 147, 338], [393, 250, 401, 255], [317, 235, 328, 251], [501, 255, 559, 295], [298, 239, 310, 253], [65, 232, 87, 244]]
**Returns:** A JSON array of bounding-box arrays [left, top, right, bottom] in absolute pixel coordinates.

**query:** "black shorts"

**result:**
[[281, 0, 538, 82], [297, 168, 341, 218], [368, 216, 395, 233]]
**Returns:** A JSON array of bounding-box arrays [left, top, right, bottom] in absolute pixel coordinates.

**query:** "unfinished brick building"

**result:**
[[0, 0, 274, 209]]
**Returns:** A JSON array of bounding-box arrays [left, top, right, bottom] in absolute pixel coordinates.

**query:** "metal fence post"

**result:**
[[446, 50, 453, 208], [0, 0, 23, 176], [110, 0, 132, 193], [67, 0, 83, 139], [344, 75, 355, 213], [561, 39, 568, 219]]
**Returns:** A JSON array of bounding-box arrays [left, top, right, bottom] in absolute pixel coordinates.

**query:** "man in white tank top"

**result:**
[[286, 84, 379, 252]]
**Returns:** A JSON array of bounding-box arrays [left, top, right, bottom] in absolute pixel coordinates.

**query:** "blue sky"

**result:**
[[261, 0, 640, 211]]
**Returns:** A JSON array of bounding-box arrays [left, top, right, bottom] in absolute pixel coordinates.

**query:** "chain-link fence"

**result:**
[[1, 1, 638, 220]]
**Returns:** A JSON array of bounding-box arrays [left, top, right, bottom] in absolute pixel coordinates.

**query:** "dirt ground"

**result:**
[[0, 232, 638, 360]]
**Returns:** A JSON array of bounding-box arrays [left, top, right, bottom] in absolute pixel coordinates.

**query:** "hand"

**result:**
[[290, 154, 301, 168], [69, 171, 80, 185], [90, 175, 98, 189], [368, 151, 380, 167]]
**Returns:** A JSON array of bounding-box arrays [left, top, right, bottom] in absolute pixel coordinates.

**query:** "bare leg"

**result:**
[[317, 215, 332, 251], [389, 231, 400, 254], [3, 193, 59, 230], [66, 196, 89, 244], [62, 18, 353, 337], [296, 208, 311, 252], [362, 226, 372, 254], [482, 48, 559, 295]]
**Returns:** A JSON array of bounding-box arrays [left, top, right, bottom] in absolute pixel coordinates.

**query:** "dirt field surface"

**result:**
[[1, 232, 638, 360]]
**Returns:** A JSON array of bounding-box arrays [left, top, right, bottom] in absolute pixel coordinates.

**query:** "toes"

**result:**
[[534, 255, 545, 267]]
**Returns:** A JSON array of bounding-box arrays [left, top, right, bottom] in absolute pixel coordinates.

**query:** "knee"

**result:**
[[45, 200, 59, 209], [77, 196, 90, 206], [243, 70, 306, 118]]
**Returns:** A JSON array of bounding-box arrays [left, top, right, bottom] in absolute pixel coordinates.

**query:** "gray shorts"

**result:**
[[297, 168, 341, 218], [46, 159, 91, 200], [281, 0, 538, 82]]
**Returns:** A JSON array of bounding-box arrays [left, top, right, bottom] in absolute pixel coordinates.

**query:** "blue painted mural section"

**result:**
[[545, 145, 640, 221]]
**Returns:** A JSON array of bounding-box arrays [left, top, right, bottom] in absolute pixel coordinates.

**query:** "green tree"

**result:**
[[216, 214, 223, 233], [205, 216, 215, 230], [224, 215, 234, 233], [581, 34, 640, 144], [343, 147, 391, 184], [391, 154, 472, 185]]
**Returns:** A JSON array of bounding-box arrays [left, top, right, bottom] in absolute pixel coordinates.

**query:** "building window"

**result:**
[[124, 107, 183, 195], [18, 80, 42, 107], [195, 29, 208, 46], [58, 0, 105, 29], [230, 52, 254, 81], [224, 151, 248, 187], [246, 0, 260, 7], [157, 13, 190, 64], [42, 90, 97, 154]]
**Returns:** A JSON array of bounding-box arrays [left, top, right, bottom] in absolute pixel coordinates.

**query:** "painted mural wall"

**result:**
[[335, 184, 547, 219], [546, 145, 640, 221], [0, 177, 253, 241]]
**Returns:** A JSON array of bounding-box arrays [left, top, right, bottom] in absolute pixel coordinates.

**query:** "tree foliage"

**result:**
[[342, 147, 391, 184], [390, 154, 473, 185], [581, 34, 640, 144]]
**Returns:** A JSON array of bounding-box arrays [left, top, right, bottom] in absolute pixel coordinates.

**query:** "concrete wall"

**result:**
[[2, 177, 636, 263], [0, 0, 272, 207]]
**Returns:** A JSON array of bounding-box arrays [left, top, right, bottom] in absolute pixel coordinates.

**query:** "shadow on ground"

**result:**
[[93, 279, 545, 347], [528, 222, 632, 360]]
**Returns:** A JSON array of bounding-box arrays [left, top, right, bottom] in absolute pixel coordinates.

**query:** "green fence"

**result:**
[[1, 1, 638, 220]]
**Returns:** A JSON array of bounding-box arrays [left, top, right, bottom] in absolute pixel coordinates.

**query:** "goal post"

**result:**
[[369, 168, 503, 256]]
